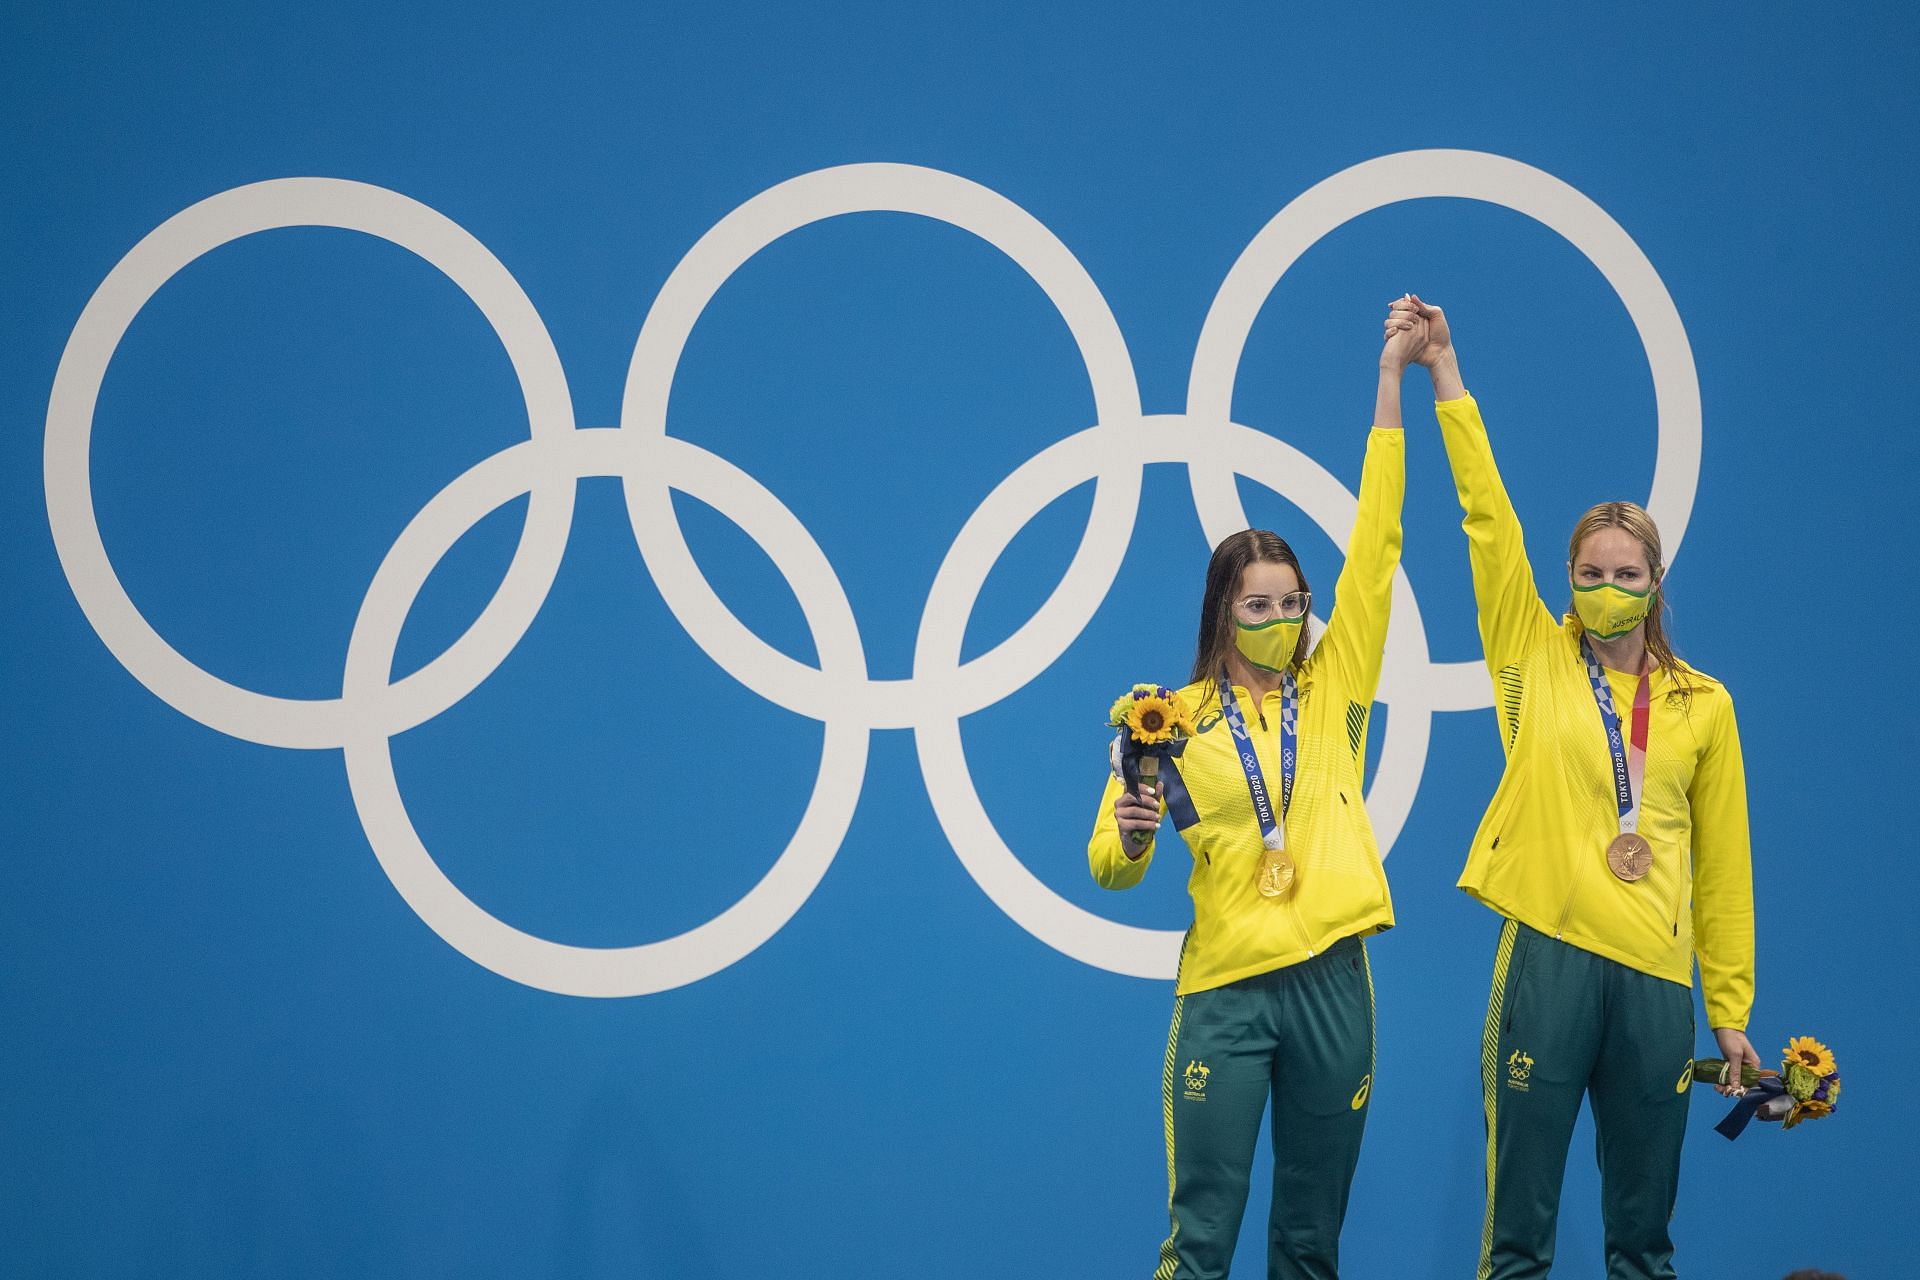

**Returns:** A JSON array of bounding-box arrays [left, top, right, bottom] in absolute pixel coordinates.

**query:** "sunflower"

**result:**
[[1783, 1099, 1833, 1131], [1127, 693, 1182, 744], [1784, 1036, 1836, 1078]]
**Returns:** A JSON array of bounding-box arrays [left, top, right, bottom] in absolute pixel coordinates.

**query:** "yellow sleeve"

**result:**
[[1434, 394, 1560, 674], [1689, 688, 1755, 1030], [1315, 427, 1405, 705], [1088, 770, 1156, 889]]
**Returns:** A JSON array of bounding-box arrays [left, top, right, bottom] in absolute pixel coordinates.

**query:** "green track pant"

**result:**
[[1478, 919, 1695, 1280], [1153, 935, 1375, 1280]]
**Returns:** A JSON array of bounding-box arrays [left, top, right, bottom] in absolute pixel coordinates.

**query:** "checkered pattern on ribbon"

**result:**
[[1577, 635, 1649, 831], [1216, 665, 1299, 849], [1582, 640, 1621, 720]]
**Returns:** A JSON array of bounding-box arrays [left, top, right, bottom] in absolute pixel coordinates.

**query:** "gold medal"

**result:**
[[1606, 832, 1653, 882], [1256, 847, 1295, 898]]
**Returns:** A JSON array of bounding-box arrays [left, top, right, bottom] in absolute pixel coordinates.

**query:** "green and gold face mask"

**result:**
[[1570, 581, 1654, 641], [1234, 616, 1303, 673]]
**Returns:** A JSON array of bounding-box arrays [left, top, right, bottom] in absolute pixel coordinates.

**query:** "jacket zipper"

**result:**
[[1255, 687, 1312, 954], [1286, 887, 1316, 957], [1284, 896, 1316, 958], [1278, 800, 1315, 958], [1552, 856, 1585, 941]]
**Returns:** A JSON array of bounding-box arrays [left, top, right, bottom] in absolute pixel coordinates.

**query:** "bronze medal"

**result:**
[[1256, 847, 1296, 898], [1606, 832, 1653, 882]]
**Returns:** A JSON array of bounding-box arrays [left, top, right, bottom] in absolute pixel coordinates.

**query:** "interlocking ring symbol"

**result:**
[[44, 149, 1700, 996]]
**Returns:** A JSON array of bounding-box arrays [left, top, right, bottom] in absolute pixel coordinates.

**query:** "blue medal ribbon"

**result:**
[[1215, 665, 1298, 851], [1578, 637, 1640, 830]]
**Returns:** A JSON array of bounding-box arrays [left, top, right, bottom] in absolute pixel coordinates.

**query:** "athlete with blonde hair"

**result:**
[[1395, 294, 1758, 1280]]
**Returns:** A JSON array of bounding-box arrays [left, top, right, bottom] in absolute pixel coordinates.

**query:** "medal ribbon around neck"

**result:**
[[1580, 637, 1651, 839], [1216, 665, 1298, 852]]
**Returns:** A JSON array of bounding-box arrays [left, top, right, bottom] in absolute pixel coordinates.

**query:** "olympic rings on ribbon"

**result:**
[[43, 151, 1700, 996]]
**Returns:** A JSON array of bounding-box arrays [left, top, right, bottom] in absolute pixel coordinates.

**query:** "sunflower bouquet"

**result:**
[[1692, 1035, 1841, 1139], [1108, 684, 1199, 846]]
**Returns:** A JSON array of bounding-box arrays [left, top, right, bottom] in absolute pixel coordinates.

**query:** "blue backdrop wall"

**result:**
[[4, 4, 1914, 1276]]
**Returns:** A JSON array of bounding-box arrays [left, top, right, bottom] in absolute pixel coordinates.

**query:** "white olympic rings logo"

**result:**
[[44, 149, 1700, 997]]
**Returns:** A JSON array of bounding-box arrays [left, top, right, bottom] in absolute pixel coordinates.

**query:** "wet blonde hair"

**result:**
[[1567, 501, 1690, 693]]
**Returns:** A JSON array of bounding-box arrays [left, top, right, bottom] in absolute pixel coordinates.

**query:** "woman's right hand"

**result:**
[[1113, 785, 1162, 857], [1401, 294, 1465, 399]]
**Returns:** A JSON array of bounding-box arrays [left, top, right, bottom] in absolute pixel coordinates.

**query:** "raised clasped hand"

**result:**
[[1404, 292, 1451, 367], [1380, 294, 1428, 372]]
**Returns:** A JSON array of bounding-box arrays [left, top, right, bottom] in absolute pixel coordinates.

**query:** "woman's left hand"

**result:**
[[1711, 1026, 1763, 1097], [1404, 293, 1453, 367], [1380, 296, 1428, 372]]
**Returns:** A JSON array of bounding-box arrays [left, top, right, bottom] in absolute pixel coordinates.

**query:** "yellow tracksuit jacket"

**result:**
[[1437, 393, 1754, 1029], [1086, 427, 1403, 996]]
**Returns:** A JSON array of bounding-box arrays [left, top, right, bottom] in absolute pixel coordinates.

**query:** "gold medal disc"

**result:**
[[1606, 832, 1654, 882], [1256, 847, 1296, 898]]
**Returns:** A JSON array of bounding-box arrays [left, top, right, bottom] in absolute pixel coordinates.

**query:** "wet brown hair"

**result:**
[[1189, 529, 1312, 693], [1567, 501, 1690, 693]]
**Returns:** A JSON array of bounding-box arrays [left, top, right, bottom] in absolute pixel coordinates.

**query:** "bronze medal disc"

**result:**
[[1606, 832, 1654, 882], [1257, 848, 1296, 898]]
